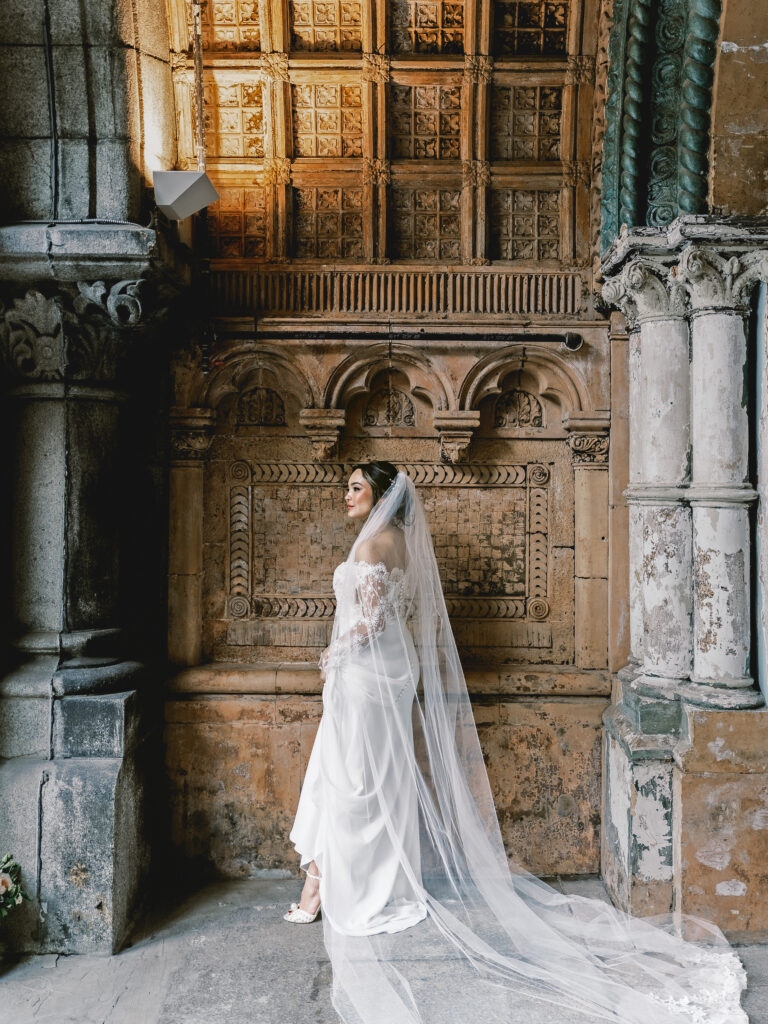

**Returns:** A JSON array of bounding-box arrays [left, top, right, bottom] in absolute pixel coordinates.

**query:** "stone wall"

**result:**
[[164, 325, 616, 877]]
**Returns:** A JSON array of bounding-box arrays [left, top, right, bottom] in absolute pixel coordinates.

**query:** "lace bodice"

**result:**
[[322, 560, 409, 672]]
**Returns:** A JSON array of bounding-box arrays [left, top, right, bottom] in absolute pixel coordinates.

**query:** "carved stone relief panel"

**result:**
[[390, 0, 465, 54], [493, 0, 569, 56], [291, 83, 364, 158], [208, 185, 268, 258], [289, 0, 363, 51], [202, 79, 265, 159], [490, 85, 562, 162], [389, 84, 462, 160], [489, 189, 561, 261], [205, 454, 572, 666], [293, 187, 364, 259], [390, 188, 462, 261]]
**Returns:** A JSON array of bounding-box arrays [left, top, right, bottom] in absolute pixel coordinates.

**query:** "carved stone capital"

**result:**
[[602, 257, 686, 329], [567, 432, 610, 465], [261, 51, 290, 83], [463, 54, 493, 85], [257, 157, 291, 186], [566, 55, 596, 85], [170, 408, 217, 461], [434, 411, 480, 464], [363, 157, 391, 186], [362, 52, 390, 83], [462, 160, 491, 188], [0, 277, 172, 385], [676, 245, 768, 314], [299, 408, 346, 462]]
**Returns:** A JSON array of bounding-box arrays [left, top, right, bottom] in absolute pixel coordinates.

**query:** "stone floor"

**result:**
[[1, 877, 766, 1024]]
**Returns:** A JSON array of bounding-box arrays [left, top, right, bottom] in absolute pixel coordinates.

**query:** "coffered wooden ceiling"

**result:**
[[167, 0, 597, 271]]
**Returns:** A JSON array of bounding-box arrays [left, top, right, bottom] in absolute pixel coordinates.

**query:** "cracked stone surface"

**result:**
[[1, 878, 765, 1024]]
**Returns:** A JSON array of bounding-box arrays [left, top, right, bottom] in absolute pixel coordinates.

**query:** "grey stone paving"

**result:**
[[1, 878, 765, 1024]]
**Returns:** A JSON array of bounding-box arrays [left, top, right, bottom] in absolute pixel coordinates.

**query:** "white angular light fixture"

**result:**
[[153, 170, 219, 220], [153, 1, 218, 221]]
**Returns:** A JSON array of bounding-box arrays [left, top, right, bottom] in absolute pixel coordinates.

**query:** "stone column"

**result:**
[[564, 413, 610, 670], [168, 409, 216, 666], [677, 246, 767, 709], [603, 257, 692, 731], [0, 248, 174, 955]]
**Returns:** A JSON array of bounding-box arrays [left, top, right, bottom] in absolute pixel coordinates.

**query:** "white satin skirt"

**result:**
[[290, 620, 427, 936]]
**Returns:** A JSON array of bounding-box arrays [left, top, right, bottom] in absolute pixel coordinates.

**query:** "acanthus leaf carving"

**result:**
[[0, 289, 64, 380], [568, 432, 610, 464], [676, 246, 768, 312], [602, 256, 685, 328]]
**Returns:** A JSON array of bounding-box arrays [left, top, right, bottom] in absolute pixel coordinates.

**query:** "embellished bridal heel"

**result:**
[[283, 869, 321, 923]]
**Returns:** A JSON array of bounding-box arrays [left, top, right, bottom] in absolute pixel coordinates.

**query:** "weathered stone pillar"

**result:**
[[603, 256, 692, 728], [168, 408, 216, 665], [600, 217, 768, 936], [677, 246, 767, 709], [0, 225, 176, 954]]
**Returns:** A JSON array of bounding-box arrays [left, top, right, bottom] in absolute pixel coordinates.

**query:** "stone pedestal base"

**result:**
[[0, 684, 155, 955], [602, 701, 768, 940]]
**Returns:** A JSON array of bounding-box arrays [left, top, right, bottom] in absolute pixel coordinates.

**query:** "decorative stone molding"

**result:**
[[299, 408, 346, 461], [462, 160, 491, 189], [363, 157, 391, 186], [169, 407, 217, 461], [261, 51, 290, 83], [433, 410, 481, 464], [676, 246, 768, 313], [257, 157, 291, 186], [362, 52, 390, 83], [463, 54, 493, 85], [566, 55, 596, 85]]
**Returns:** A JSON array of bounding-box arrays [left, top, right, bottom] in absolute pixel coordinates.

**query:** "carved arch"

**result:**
[[197, 345, 317, 412], [323, 344, 455, 413], [458, 345, 589, 420]]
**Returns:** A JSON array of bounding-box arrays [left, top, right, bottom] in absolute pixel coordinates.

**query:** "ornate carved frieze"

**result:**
[[567, 433, 610, 464], [361, 52, 390, 82]]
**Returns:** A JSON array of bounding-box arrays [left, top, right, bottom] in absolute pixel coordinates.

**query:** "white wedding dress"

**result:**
[[288, 472, 749, 1024]]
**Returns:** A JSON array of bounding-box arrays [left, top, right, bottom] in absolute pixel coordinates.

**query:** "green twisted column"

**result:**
[[619, 0, 653, 228], [678, 0, 721, 213]]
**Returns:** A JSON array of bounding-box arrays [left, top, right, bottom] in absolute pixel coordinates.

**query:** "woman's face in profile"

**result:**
[[345, 469, 375, 521]]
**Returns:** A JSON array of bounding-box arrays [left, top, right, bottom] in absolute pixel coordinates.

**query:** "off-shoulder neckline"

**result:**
[[347, 559, 405, 576]]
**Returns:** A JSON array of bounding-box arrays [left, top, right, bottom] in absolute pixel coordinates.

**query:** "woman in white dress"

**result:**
[[284, 462, 748, 1024]]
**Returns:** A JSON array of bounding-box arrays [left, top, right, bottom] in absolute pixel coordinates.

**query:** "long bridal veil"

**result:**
[[318, 470, 747, 1024]]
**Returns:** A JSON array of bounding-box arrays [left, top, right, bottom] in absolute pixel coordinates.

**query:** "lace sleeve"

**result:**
[[321, 561, 389, 674]]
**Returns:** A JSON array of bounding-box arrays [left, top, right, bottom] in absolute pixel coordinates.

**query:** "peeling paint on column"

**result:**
[[641, 505, 693, 677], [631, 764, 673, 881]]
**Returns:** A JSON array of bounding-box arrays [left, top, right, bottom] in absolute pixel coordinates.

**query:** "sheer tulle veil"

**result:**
[[319, 469, 747, 1024]]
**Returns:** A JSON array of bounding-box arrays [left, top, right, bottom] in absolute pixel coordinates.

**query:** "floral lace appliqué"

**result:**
[[323, 560, 407, 672]]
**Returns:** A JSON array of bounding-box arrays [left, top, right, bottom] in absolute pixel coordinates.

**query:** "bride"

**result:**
[[284, 461, 747, 1024]]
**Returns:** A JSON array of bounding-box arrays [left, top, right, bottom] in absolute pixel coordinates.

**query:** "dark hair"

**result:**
[[351, 461, 411, 524], [352, 461, 399, 505]]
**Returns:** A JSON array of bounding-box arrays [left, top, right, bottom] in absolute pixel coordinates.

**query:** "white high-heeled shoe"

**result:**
[[283, 869, 321, 923]]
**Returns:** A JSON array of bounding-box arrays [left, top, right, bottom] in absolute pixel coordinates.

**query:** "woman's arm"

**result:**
[[319, 558, 390, 678]]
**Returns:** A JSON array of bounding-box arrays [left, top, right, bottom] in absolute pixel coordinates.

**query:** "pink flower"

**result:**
[[0, 872, 13, 893]]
